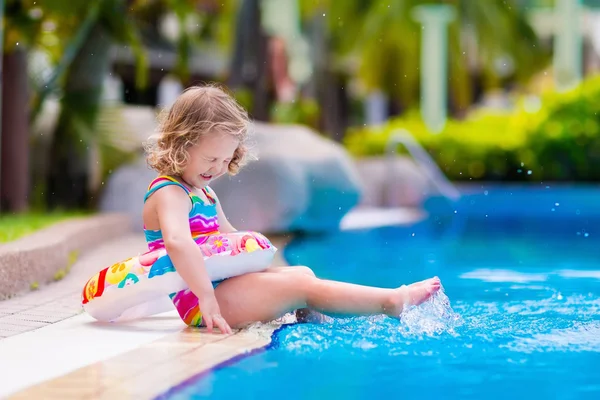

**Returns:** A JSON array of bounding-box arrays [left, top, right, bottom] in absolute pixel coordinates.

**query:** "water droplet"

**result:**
[[555, 203, 560, 206], [584, 233, 589, 237]]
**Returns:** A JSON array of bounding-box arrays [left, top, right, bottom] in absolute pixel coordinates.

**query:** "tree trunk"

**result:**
[[1, 49, 30, 213], [311, 13, 347, 142], [227, 0, 270, 121], [46, 23, 112, 210]]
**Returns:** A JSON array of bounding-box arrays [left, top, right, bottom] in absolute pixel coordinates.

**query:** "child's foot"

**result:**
[[384, 277, 441, 317]]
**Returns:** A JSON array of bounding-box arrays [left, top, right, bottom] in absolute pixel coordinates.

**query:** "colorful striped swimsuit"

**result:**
[[144, 175, 220, 252], [144, 175, 225, 326]]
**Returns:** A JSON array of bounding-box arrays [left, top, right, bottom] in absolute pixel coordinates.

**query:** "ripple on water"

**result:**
[[276, 289, 600, 359], [504, 321, 600, 353]]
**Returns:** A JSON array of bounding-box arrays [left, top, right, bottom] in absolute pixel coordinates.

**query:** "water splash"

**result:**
[[505, 321, 600, 353], [275, 287, 464, 358], [399, 286, 463, 336]]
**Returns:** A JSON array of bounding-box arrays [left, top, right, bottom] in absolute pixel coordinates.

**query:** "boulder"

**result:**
[[211, 122, 363, 233], [98, 158, 156, 231], [354, 156, 435, 208], [100, 122, 364, 234]]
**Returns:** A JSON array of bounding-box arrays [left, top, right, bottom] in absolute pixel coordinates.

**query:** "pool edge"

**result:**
[[7, 235, 295, 400], [153, 324, 290, 400]]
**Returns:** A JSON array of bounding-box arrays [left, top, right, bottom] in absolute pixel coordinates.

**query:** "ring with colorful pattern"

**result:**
[[81, 230, 277, 324]]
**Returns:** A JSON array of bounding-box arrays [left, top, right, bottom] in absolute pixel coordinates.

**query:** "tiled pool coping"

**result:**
[[8, 323, 285, 399]]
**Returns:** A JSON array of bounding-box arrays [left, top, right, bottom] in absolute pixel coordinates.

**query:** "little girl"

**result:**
[[142, 84, 441, 334]]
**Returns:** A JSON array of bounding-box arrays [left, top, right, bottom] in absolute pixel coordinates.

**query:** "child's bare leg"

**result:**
[[214, 271, 441, 329], [265, 265, 316, 276], [264, 266, 328, 323]]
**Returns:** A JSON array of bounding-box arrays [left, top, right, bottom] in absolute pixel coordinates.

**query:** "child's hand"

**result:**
[[230, 235, 244, 255], [200, 295, 233, 335]]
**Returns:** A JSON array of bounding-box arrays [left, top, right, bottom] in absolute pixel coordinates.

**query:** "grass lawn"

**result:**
[[0, 211, 88, 243]]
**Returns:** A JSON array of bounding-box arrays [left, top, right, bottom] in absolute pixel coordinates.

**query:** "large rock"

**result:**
[[100, 122, 364, 234], [354, 156, 435, 208], [212, 122, 363, 233], [98, 158, 156, 231]]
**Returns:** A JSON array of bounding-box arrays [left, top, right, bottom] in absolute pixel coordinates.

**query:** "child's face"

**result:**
[[182, 132, 239, 188]]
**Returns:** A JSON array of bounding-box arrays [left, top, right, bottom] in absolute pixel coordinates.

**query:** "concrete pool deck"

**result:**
[[0, 207, 423, 399]]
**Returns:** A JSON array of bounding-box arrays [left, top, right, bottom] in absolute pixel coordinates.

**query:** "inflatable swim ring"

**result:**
[[81, 230, 276, 323]]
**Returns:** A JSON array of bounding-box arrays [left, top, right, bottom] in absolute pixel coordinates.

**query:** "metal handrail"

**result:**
[[385, 129, 461, 203], [385, 129, 465, 268]]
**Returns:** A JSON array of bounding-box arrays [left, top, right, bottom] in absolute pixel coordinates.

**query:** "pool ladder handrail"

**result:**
[[385, 129, 465, 265], [385, 128, 461, 204]]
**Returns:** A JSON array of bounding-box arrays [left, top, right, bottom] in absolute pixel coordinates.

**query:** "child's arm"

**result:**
[[207, 188, 237, 233], [154, 186, 232, 334]]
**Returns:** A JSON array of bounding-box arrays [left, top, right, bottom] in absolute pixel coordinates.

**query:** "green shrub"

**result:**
[[0, 211, 87, 243], [344, 109, 527, 181], [344, 74, 600, 182], [521, 76, 600, 181], [270, 97, 320, 130]]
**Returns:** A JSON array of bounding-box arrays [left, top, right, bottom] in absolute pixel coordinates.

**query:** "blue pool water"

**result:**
[[163, 186, 600, 399]]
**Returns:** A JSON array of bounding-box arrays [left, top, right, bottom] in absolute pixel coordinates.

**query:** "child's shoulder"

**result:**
[[204, 185, 217, 195], [144, 176, 192, 203], [200, 185, 220, 204]]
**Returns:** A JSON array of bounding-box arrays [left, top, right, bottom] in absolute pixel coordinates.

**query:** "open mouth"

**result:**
[[200, 174, 212, 180]]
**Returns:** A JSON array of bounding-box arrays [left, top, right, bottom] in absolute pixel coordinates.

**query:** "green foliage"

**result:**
[[232, 88, 254, 114], [524, 76, 600, 181], [2, 0, 43, 52], [53, 250, 78, 281], [101, 0, 149, 89], [29, 2, 103, 122], [68, 250, 80, 267], [344, 75, 600, 182], [299, 0, 550, 109], [345, 109, 526, 181], [93, 105, 139, 199], [0, 211, 87, 243], [270, 98, 320, 129]]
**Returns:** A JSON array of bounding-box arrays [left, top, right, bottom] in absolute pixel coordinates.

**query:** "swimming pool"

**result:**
[[162, 185, 600, 399]]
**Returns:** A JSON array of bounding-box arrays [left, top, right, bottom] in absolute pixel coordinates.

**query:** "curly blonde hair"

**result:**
[[144, 84, 253, 176]]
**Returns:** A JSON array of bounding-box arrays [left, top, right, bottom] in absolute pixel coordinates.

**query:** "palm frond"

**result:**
[[100, 0, 149, 89], [30, 2, 102, 123]]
